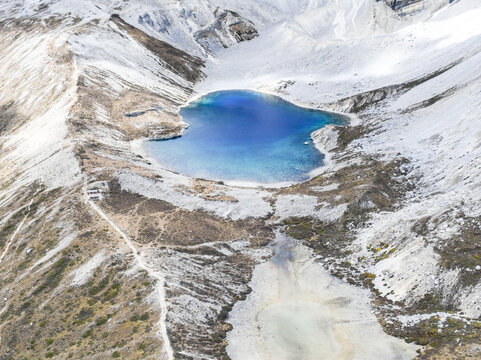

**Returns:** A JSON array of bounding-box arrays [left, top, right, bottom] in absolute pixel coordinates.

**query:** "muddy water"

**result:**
[[226, 235, 418, 360]]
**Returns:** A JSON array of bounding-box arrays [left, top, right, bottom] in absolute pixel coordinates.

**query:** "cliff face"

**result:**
[[195, 9, 258, 53], [0, 1, 480, 359], [384, 0, 425, 10], [382, 0, 453, 15]]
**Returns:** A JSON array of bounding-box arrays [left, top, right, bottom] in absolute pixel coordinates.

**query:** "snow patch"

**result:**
[[275, 194, 347, 221], [117, 171, 272, 220], [70, 251, 108, 286]]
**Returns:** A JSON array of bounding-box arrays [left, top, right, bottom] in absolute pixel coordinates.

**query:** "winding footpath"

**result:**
[[85, 190, 174, 360]]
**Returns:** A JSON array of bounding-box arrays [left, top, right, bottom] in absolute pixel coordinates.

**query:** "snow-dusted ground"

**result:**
[[193, 0, 481, 317], [198, 0, 480, 103], [1, 0, 480, 358], [123, 0, 481, 321], [0, 21, 80, 207]]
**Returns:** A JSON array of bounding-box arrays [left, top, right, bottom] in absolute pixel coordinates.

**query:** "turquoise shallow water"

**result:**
[[144, 90, 345, 184]]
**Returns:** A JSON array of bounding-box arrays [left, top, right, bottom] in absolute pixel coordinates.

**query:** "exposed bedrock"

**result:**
[[195, 9, 258, 53]]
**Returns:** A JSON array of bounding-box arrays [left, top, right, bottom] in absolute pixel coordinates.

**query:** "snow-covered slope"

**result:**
[[200, 0, 481, 321], [0, 0, 480, 359]]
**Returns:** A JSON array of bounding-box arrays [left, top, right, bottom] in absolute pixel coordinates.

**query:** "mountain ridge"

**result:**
[[0, 0, 480, 359]]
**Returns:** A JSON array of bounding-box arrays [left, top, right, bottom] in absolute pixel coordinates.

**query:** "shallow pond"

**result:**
[[226, 234, 418, 360], [144, 91, 345, 184]]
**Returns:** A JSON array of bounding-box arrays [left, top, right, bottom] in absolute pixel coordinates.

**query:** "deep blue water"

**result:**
[[144, 91, 345, 184]]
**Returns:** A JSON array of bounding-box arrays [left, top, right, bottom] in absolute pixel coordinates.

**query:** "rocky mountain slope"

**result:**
[[0, 0, 480, 359]]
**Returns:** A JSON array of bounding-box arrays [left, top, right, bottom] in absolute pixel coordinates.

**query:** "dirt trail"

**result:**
[[86, 192, 173, 360]]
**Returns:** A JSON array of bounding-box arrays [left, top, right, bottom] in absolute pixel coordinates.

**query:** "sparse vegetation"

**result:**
[[33, 255, 71, 295]]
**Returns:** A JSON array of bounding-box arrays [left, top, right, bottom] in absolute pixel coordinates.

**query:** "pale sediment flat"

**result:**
[[227, 234, 418, 360]]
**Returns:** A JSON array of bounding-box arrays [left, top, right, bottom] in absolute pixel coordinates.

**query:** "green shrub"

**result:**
[[88, 277, 109, 296], [96, 317, 107, 326], [111, 282, 121, 290], [34, 256, 70, 294], [87, 299, 96, 306]]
